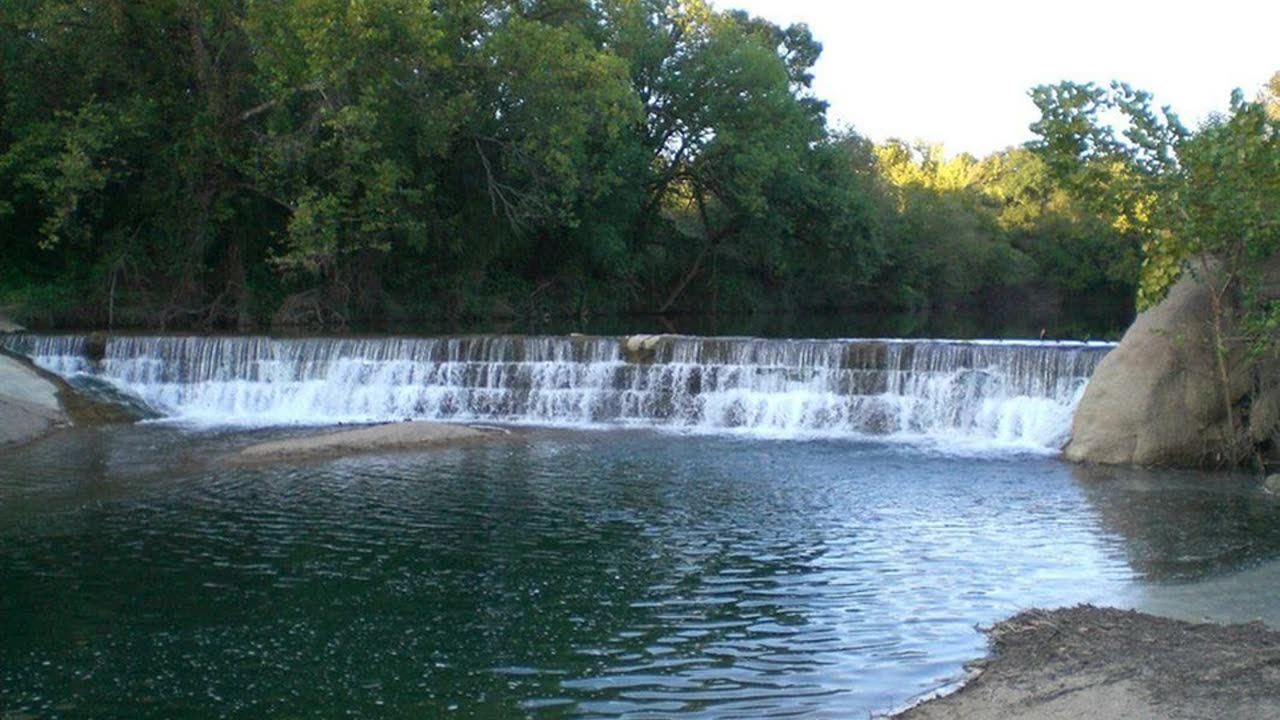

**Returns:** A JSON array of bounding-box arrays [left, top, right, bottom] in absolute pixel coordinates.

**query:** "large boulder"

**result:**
[[1065, 264, 1256, 466]]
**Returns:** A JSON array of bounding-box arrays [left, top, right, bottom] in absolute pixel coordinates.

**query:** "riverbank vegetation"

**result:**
[[1031, 74, 1280, 466], [0, 1, 1259, 334]]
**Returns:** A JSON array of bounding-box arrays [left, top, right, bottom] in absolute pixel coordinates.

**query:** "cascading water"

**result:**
[[2, 334, 1112, 450]]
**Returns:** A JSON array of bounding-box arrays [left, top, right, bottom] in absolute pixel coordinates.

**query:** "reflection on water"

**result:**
[[1071, 464, 1280, 626], [1, 426, 1277, 718], [1072, 464, 1280, 581]]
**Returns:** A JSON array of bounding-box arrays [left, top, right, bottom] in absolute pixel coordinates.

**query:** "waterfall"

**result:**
[[2, 334, 1112, 450]]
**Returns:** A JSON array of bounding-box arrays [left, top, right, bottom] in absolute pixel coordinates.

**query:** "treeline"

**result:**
[[0, 0, 1137, 332]]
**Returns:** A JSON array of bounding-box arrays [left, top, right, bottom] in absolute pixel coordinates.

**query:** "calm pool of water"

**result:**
[[2, 426, 1278, 718]]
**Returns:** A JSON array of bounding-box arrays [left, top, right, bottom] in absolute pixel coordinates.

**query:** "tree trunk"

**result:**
[[658, 244, 710, 314], [1199, 254, 1242, 465]]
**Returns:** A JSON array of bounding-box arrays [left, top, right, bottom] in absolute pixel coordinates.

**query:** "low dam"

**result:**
[[3, 334, 1112, 451]]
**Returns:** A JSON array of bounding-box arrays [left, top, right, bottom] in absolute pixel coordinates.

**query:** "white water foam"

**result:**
[[3, 334, 1112, 452]]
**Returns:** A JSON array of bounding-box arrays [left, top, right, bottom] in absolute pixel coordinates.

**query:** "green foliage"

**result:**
[[1181, 92, 1280, 360], [1031, 79, 1280, 311], [1262, 71, 1280, 120], [868, 140, 1135, 312], [0, 0, 1142, 332], [1032, 75, 1280, 464], [1030, 81, 1189, 308]]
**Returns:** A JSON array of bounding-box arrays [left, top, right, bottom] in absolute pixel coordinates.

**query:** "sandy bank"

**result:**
[[231, 421, 513, 464], [895, 605, 1280, 720]]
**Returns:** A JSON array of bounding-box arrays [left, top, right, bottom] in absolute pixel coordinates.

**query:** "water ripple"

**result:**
[[2, 426, 1279, 718]]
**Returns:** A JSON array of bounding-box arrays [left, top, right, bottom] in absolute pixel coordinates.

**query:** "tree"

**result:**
[[597, 2, 839, 313], [871, 141, 1034, 309], [7, 1, 1129, 333], [1031, 79, 1280, 464], [974, 147, 1138, 302], [1265, 71, 1280, 119], [0, 0, 271, 328]]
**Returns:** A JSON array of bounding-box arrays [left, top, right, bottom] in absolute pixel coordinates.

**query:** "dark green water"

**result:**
[[336, 306, 1129, 345], [2, 425, 1278, 719]]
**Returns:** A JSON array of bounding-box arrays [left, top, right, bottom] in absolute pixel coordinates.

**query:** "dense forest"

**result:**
[[0, 0, 1259, 334]]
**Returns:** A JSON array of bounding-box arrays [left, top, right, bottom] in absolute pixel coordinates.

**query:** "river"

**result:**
[[1, 334, 1277, 719]]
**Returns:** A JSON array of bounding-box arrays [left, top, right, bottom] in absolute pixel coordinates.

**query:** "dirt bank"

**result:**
[[895, 605, 1280, 720], [230, 421, 514, 465]]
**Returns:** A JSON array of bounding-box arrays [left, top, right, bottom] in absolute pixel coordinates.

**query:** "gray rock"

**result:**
[[229, 421, 506, 465], [622, 334, 665, 364], [0, 353, 67, 447], [1264, 474, 1280, 495]]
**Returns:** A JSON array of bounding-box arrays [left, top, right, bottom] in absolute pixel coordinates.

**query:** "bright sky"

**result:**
[[720, 0, 1279, 157]]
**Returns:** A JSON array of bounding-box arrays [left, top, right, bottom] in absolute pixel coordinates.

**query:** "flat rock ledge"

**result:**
[[0, 351, 68, 447], [895, 605, 1280, 720], [230, 421, 512, 465]]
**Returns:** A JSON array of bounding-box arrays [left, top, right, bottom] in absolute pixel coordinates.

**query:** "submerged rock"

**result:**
[[230, 421, 512, 464]]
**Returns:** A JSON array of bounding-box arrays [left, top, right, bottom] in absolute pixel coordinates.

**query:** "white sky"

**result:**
[[720, 0, 1279, 157]]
